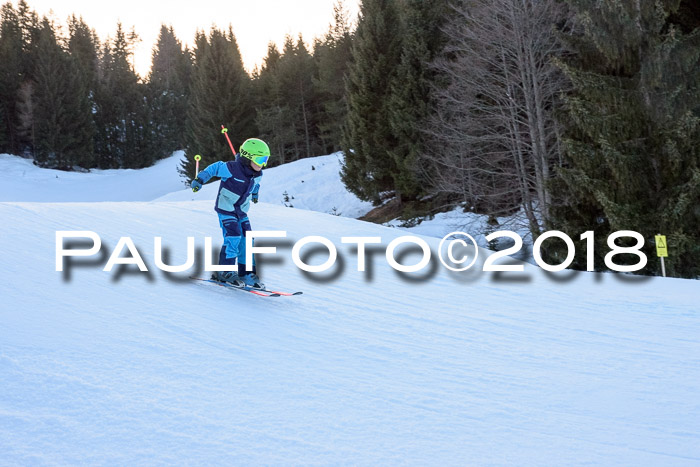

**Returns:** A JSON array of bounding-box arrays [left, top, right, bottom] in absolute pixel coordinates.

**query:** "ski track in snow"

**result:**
[[0, 153, 698, 465]]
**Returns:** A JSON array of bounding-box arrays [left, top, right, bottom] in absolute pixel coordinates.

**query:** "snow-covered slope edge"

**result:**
[[0, 152, 188, 203], [1, 151, 374, 220]]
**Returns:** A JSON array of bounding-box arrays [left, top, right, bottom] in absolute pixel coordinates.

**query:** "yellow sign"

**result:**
[[655, 235, 668, 257]]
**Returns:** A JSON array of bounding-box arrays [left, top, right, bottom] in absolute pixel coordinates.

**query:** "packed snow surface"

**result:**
[[0, 152, 187, 203], [0, 152, 698, 465]]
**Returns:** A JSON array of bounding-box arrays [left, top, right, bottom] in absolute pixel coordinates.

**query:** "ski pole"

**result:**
[[221, 125, 237, 156], [194, 154, 201, 177]]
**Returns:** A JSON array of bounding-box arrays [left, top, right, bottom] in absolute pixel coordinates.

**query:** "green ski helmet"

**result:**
[[239, 138, 271, 167]]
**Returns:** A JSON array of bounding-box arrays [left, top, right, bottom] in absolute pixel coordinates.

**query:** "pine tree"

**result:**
[[552, 0, 700, 277], [13, 0, 40, 156], [93, 40, 117, 167], [68, 15, 99, 93], [149, 25, 191, 159], [66, 15, 99, 167], [314, 0, 354, 154], [183, 27, 254, 179], [31, 18, 94, 168], [296, 35, 320, 159], [668, 0, 700, 33], [15, 0, 39, 77], [0, 3, 27, 154], [278, 34, 319, 161], [94, 23, 152, 168], [253, 35, 321, 165], [386, 0, 449, 201], [253, 42, 291, 164], [0, 107, 5, 150], [341, 0, 403, 204]]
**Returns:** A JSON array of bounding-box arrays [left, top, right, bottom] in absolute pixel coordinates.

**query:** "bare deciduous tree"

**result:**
[[424, 0, 570, 235]]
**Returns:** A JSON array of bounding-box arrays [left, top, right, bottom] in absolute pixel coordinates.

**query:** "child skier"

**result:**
[[190, 138, 270, 289]]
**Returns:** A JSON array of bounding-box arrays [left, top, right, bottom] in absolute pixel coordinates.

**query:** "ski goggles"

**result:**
[[248, 154, 269, 166], [241, 149, 269, 167]]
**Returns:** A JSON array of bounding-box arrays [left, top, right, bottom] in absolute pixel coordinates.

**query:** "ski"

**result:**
[[258, 288, 303, 297], [189, 277, 302, 297], [190, 277, 278, 296]]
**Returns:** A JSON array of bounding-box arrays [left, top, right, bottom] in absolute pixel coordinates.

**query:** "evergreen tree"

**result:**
[[13, 0, 40, 156], [386, 0, 449, 201], [0, 108, 4, 150], [149, 25, 191, 159], [0, 100, 5, 149], [66, 15, 99, 167], [15, 0, 39, 78], [68, 15, 99, 93], [0, 2, 26, 154], [669, 0, 700, 33], [314, 0, 354, 154], [253, 42, 292, 164], [253, 35, 320, 165], [278, 34, 319, 161], [94, 23, 153, 168], [552, 0, 700, 277], [341, 0, 403, 204], [183, 27, 254, 179], [31, 18, 94, 168], [93, 40, 116, 167]]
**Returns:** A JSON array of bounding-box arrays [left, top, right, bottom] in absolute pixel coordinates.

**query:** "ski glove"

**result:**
[[252, 193, 259, 203], [191, 177, 204, 192]]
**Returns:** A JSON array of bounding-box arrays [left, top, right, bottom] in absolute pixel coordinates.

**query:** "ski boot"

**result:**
[[241, 273, 265, 290], [212, 271, 245, 287]]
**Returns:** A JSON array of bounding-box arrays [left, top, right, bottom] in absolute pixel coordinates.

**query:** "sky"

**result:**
[[22, 0, 360, 78]]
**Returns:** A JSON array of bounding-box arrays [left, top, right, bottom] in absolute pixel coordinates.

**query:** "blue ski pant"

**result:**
[[218, 213, 255, 273]]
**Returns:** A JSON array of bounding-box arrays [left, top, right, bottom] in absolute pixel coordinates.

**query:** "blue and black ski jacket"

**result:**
[[196, 156, 262, 218]]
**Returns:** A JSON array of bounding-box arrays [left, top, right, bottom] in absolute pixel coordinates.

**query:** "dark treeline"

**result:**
[[0, 0, 698, 277], [0, 0, 353, 173]]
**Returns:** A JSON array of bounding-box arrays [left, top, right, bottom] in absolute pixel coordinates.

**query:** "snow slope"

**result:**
[[0, 153, 187, 203], [0, 154, 698, 465], [0, 152, 373, 218]]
